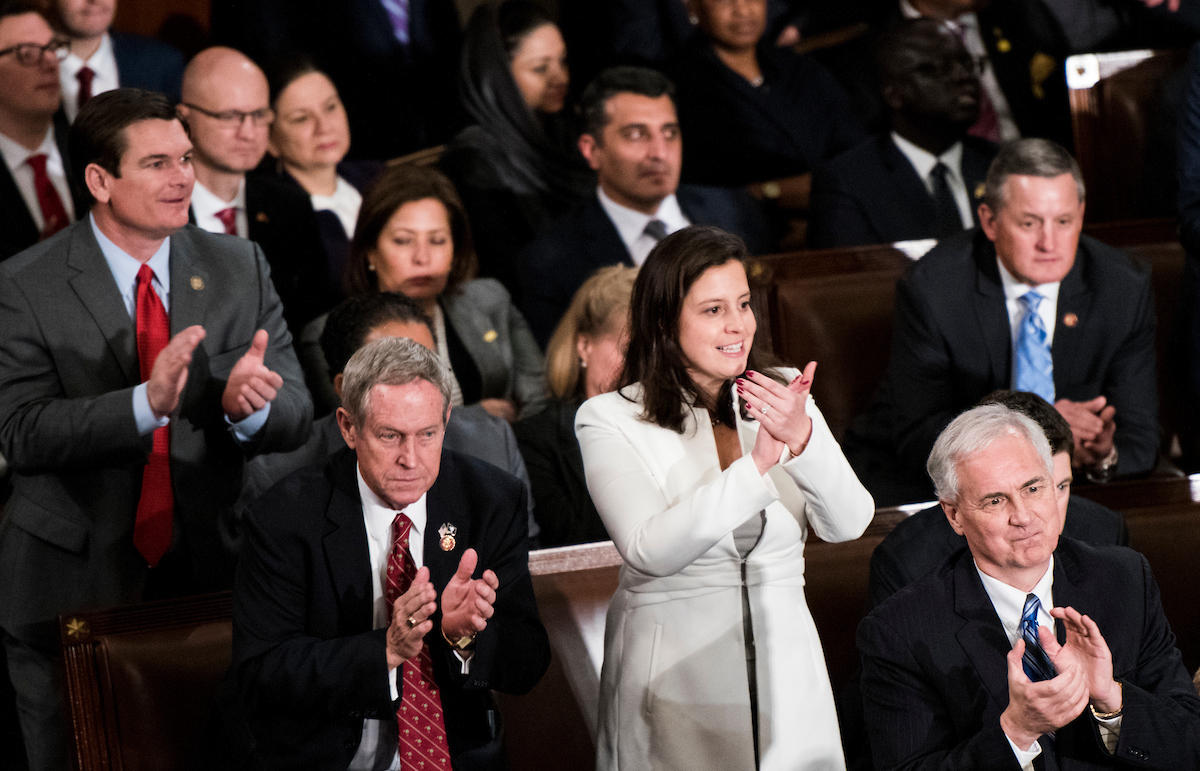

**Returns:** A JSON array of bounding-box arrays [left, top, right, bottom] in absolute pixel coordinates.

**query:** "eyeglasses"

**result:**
[[0, 39, 70, 67], [910, 55, 988, 80], [181, 103, 275, 128]]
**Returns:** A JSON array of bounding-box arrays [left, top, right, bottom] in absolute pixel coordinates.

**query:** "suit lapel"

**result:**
[[960, 141, 993, 226], [1050, 245, 1091, 399], [952, 551, 1012, 709], [423, 451, 474, 590], [881, 136, 939, 235], [972, 236, 1013, 387], [583, 195, 635, 268], [66, 222, 140, 386], [168, 228, 210, 334], [0, 160, 38, 252], [323, 450, 375, 631]]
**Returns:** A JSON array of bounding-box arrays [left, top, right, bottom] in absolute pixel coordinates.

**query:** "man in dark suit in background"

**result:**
[[178, 46, 332, 332], [519, 66, 770, 347], [844, 139, 1158, 505], [859, 403, 1200, 770], [809, 19, 997, 248], [0, 2, 84, 262], [0, 88, 311, 771], [48, 0, 184, 122], [232, 337, 549, 768], [868, 389, 1129, 611]]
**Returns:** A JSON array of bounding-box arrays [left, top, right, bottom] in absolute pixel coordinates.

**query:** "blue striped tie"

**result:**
[[1021, 594, 1056, 682], [1015, 290, 1054, 403], [379, 0, 409, 44]]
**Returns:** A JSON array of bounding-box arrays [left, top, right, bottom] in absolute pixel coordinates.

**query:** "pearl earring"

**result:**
[[367, 263, 376, 272]]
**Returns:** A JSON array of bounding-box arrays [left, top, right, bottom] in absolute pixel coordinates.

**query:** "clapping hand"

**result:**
[[386, 567, 437, 669], [440, 548, 499, 643], [221, 329, 284, 421], [739, 361, 817, 475]]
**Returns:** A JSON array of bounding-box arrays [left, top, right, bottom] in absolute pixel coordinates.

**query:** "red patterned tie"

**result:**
[[26, 154, 69, 239], [214, 207, 238, 236], [386, 513, 452, 770], [134, 265, 173, 567], [77, 65, 95, 112]]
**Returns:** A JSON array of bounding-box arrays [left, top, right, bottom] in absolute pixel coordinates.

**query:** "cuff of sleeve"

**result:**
[[1096, 714, 1122, 754], [133, 382, 170, 436], [452, 649, 474, 675], [388, 665, 398, 701], [226, 401, 271, 444], [1005, 734, 1042, 771]]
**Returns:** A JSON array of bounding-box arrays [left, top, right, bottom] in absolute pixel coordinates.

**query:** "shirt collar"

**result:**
[[356, 464, 428, 543], [891, 132, 964, 182], [595, 186, 687, 251], [90, 211, 171, 304], [191, 177, 246, 218], [0, 125, 58, 171], [996, 256, 1062, 307], [63, 32, 116, 75], [976, 557, 1055, 642]]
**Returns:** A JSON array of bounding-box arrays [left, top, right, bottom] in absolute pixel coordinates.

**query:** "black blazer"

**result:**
[[518, 185, 772, 346], [859, 537, 1200, 770], [844, 229, 1159, 506], [232, 447, 550, 770], [110, 30, 184, 103], [0, 115, 86, 263], [867, 495, 1129, 611], [512, 397, 608, 547], [808, 134, 997, 249], [192, 173, 334, 333]]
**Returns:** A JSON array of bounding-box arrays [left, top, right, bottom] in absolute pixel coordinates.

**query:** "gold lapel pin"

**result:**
[[438, 523, 457, 552], [483, 329, 498, 343], [1063, 312, 1078, 328], [190, 276, 204, 290], [255, 211, 269, 223], [974, 182, 986, 200]]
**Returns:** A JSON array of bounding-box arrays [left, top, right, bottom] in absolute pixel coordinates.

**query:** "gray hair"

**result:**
[[983, 138, 1086, 212], [340, 337, 452, 427], [927, 403, 1054, 503]]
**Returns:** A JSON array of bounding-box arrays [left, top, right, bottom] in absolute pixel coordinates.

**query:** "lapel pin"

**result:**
[[482, 329, 498, 343], [438, 523, 457, 552], [190, 276, 204, 290], [1063, 312, 1078, 328], [255, 211, 269, 223], [997, 38, 1012, 53], [974, 182, 986, 200]]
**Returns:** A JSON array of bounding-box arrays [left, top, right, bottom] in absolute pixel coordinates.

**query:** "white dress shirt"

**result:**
[[311, 176, 362, 239], [0, 127, 76, 231], [191, 178, 248, 238], [976, 558, 1122, 769], [891, 132, 974, 229], [60, 33, 120, 123], [900, 0, 1021, 142], [596, 186, 691, 266]]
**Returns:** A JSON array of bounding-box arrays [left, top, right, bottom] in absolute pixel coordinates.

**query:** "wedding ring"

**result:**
[[406, 615, 417, 629], [760, 405, 770, 415]]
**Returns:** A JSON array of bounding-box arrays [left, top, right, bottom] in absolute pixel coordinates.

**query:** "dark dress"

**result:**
[[669, 33, 867, 188], [513, 397, 609, 547]]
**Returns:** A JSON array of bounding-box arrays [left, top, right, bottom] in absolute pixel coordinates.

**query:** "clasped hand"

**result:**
[[146, 327, 282, 422], [385, 548, 499, 670], [1000, 605, 1121, 750], [1055, 396, 1116, 469], [737, 361, 818, 475]]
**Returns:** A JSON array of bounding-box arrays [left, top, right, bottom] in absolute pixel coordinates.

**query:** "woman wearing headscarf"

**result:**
[[440, 0, 595, 301]]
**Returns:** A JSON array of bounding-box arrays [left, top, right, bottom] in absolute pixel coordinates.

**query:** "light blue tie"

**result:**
[[1015, 290, 1054, 403]]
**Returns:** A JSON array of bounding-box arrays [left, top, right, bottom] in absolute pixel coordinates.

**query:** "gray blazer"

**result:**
[[299, 278, 548, 417], [0, 222, 312, 629]]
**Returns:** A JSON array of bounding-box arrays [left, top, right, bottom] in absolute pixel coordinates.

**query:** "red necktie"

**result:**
[[134, 265, 174, 568], [386, 513, 452, 770], [214, 207, 238, 236], [77, 65, 95, 112], [26, 154, 69, 240]]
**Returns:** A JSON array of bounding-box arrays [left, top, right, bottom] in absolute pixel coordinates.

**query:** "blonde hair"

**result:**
[[545, 265, 638, 399]]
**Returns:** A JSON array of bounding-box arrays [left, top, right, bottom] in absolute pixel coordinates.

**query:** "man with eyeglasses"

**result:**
[[178, 46, 332, 332], [46, 0, 184, 123], [809, 19, 998, 248], [0, 0, 85, 263]]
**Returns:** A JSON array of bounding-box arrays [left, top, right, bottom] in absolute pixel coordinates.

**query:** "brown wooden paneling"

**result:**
[[111, 0, 209, 39]]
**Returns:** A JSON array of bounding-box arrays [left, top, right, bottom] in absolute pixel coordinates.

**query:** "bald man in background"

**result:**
[[178, 47, 331, 331]]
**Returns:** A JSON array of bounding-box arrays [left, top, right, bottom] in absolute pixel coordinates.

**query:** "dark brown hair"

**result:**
[[620, 225, 778, 432], [320, 292, 434, 378], [343, 164, 478, 297], [978, 389, 1075, 461]]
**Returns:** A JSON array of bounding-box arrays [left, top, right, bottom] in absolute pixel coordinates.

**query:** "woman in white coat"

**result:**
[[576, 226, 874, 771]]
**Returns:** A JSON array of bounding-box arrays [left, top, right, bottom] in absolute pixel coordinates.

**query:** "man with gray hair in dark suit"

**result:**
[[0, 87, 310, 769]]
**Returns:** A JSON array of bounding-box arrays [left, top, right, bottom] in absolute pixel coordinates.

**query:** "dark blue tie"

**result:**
[[1015, 290, 1055, 403], [1021, 593, 1056, 682]]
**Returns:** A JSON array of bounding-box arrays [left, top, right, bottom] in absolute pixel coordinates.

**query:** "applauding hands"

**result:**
[[738, 361, 818, 475]]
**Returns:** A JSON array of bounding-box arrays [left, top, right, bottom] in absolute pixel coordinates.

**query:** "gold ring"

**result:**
[[406, 616, 417, 629]]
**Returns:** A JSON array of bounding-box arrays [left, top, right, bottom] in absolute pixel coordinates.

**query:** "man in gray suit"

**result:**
[[0, 88, 311, 770]]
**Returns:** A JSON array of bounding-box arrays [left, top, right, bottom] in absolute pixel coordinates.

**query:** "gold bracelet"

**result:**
[[1089, 683, 1123, 720]]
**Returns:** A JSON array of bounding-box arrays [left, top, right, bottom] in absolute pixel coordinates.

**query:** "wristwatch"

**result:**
[[442, 629, 477, 651], [1085, 447, 1119, 484]]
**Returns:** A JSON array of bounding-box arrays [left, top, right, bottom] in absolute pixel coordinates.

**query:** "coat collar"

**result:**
[[970, 232, 1013, 387], [167, 226, 210, 334], [322, 447, 374, 629], [65, 221, 139, 386]]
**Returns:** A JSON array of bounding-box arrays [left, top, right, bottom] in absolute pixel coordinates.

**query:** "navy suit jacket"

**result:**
[[518, 185, 772, 346], [110, 31, 184, 103], [0, 115, 86, 263], [867, 495, 1129, 611], [231, 447, 549, 769], [859, 538, 1200, 770], [808, 134, 997, 249], [844, 229, 1159, 506]]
